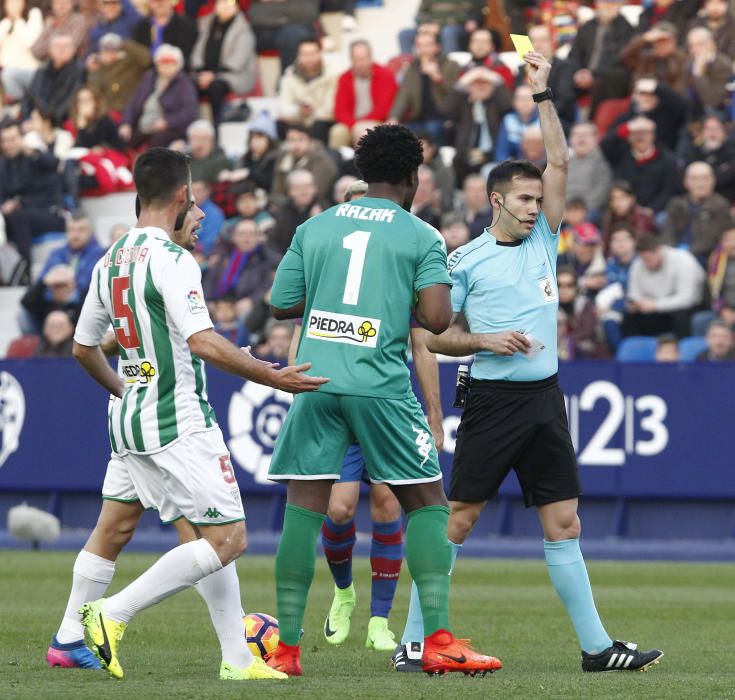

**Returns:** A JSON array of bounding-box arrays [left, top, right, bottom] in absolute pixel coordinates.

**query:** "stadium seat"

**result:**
[[5, 335, 39, 358], [678, 336, 708, 363], [616, 336, 657, 362]]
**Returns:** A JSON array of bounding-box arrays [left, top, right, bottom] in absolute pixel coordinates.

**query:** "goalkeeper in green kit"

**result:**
[[265, 124, 503, 677]]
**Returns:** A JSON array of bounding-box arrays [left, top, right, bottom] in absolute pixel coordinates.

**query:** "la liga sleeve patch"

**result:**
[[187, 289, 207, 314]]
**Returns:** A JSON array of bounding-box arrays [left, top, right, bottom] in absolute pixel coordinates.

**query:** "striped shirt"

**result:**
[[74, 227, 216, 455]]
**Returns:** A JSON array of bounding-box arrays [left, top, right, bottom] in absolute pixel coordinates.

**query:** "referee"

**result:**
[[394, 51, 663, 674]]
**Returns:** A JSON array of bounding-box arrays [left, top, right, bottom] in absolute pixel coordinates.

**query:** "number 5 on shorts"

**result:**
[[219, 455, 236, 484]]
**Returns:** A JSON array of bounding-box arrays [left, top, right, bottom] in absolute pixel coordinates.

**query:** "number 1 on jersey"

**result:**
[[342, 230, 371, 305]]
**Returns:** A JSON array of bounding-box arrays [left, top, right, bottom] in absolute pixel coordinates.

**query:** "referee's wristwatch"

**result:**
[[532, 88, 554, 103]]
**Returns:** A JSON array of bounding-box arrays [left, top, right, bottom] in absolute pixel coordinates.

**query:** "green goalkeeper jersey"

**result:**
[[271, 197, 452, 399]]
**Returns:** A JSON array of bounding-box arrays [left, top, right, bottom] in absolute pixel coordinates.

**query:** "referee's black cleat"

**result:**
[[582, 640, 663, 672], [391, 642, 424, 672]]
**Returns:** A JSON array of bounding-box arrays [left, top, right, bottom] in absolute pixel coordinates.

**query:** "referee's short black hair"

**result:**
[[134, 148, 190, 208], [354, 124, 423, 185], [486, 160, 543, 196]]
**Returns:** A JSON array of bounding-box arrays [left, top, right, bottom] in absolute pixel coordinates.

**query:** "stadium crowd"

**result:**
[[2, 0, 735, 364]]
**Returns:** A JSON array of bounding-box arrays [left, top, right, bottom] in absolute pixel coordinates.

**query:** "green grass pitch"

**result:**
[[2, 551, 734, 699]]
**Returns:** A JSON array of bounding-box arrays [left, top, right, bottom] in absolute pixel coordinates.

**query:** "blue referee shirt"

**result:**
[[448, 212, 560, 381]]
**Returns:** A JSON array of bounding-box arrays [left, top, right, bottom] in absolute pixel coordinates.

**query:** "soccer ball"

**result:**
[[243, 612, 279, 658]]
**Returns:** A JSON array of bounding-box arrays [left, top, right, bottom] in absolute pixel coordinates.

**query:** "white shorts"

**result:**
[[101, 428, 245, 525]]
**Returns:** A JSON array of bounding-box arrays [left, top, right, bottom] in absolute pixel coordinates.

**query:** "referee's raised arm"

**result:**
[[524, 51, 569, 232]]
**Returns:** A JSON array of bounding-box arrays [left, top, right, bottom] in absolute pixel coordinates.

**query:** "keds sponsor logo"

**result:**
[[306, 310, 381, 348]]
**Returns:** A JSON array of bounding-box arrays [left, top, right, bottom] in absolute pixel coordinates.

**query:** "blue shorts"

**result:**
[[338, 443, 369, 484]]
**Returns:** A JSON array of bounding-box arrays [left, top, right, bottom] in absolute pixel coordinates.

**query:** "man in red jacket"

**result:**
[[328, 40, 398, 149]]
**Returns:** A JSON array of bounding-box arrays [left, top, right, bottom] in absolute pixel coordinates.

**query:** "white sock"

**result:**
[[103, 539, 222, 624], [195, 563, 253, 668], [56, 550, 116, 644]]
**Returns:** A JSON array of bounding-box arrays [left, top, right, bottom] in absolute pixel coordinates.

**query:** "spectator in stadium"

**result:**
[[624, 234, 705, 338], [329, 40, 398, 149], [34, 309, 75, 357], [191, 180, 225, 257], [210, 294, 240, 344], [331, 174, 358, 205], [0, 0, 43, 102], [599, 115, 678, 214], [131, 0, 197, 69], [388, 30, 461, 144], [271, 123, 337, 205], [685, 26, 732, 116], [620, 21, 688, 95], [256, 319, 294, 365], [0, 121, 66, 275], [190, 0, 257, 124], [86, 0, 141, 55], [678, 114, 735, 202], [68, 86, 122, 151], [22, 32, 83, 124], [178, 120, 230, 185], [566, 0, 634, 116], [461, 28, 514, 91], [26, 109, 74, 160], [635, 0, 701, 38], [440, 213, 470, 255], [85, 33, 151, 113], [557, 309, 575, 361], [527, 24, 577, 134], [269, 168, 323, 254], [457, 173, 491, 239], [520, 127, 547, 170], [118, 44, 198, 148], [224, 181, 274, 235], [692, 224, 735, 335], [247, 0, 320, 72], [31, 0, 88, 61], [217, 111, 279, 192], [558, 222, 608, 297], [697, 319, 735, 360], [410, 165, 441, 229], [417, 131, 454, 211], [277, 38, 337, 143], [597, 225, 637, 352], [661, 161, 730, 261], [558, 266, 609, 359], [559, 198, 590, 256], [600, 179, 657, 251], [567, 122, 612, 221], [439, 66, 511, 184], [494, 85, 540, 162], [606, 77, 687, 153], [687, 0, 735, 59], [203, 217, 280, 323], [398, 0, 473, 55], [654, 333, 680, 362], [36, 210, 104, 294], [20, 263, 82, 332]]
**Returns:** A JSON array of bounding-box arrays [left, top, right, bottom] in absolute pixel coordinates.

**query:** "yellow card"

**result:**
[[510, 34, 535, 59]]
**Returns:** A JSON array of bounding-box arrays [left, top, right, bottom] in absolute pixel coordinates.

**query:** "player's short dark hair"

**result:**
[[486, 160, 543, 197], [134, 148, 190, 208], [636, 233, 662, 252], [354, 124, 423, 185]]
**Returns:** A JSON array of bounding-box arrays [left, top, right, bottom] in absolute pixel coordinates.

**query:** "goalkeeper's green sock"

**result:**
[[275, 504, 325, 645], [404, 505, 452, 636]]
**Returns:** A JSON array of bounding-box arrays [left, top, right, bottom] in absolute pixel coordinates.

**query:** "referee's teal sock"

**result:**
[[400, 541, 461, 645], [544, 538, 612, 654]]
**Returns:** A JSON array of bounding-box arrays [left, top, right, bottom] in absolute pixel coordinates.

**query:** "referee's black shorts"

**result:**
[[448, 373, 581, 508]]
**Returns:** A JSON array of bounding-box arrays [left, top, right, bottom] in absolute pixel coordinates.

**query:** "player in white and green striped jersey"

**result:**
[[69, 148, 327, 682]]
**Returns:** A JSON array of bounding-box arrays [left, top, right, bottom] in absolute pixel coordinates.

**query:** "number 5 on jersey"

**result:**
[[342, 230, 371, 305], [112, 276, 140, 350]]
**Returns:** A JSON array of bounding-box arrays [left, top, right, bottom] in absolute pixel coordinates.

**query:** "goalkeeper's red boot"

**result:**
[[422, 629, 502, 676], [265, 641, 303, 676]]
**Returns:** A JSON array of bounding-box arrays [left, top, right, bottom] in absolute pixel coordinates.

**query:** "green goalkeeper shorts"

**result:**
[[268, 391, 442, 485]]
